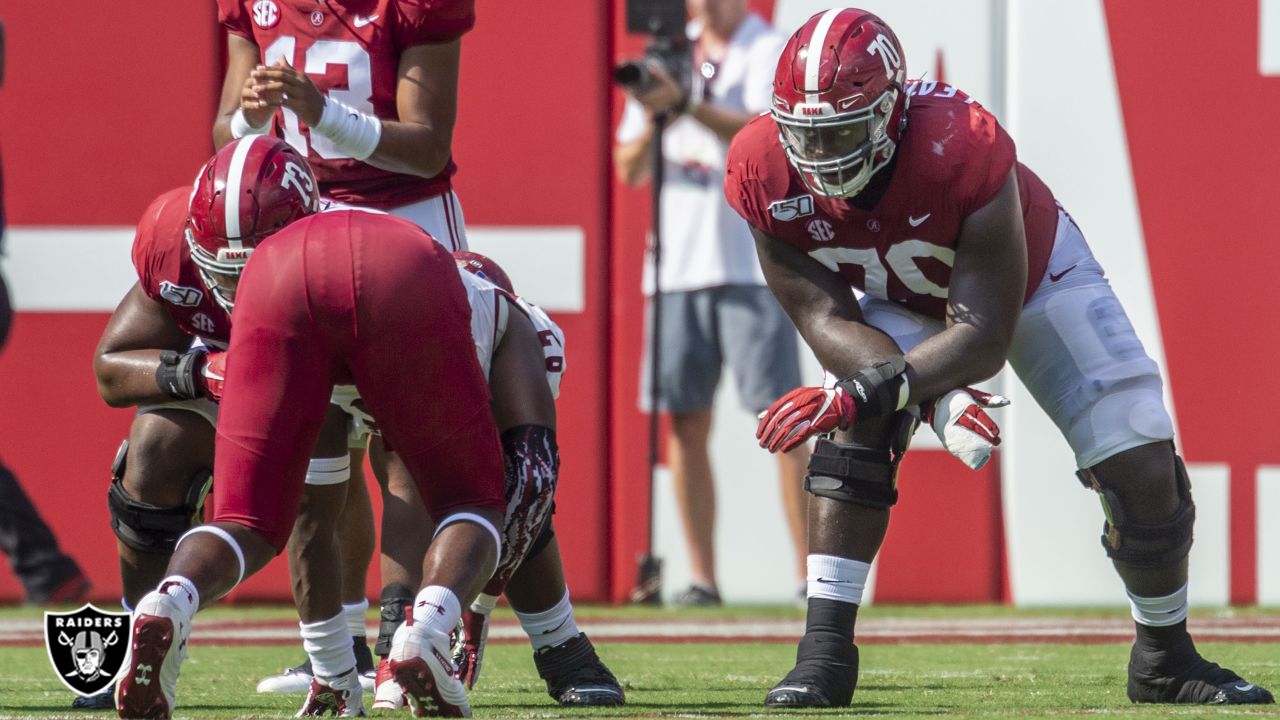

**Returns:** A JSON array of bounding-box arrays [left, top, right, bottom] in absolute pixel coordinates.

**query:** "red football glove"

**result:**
[[922, 387, 1009, 470], [452, 607, 490, 689], [756, 385, 856, 453], [200, 351, 227, 403]]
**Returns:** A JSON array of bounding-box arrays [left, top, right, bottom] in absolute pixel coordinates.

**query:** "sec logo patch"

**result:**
[[252, 0, 280, 29]]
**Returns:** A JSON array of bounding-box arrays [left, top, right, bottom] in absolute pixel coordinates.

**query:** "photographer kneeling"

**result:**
[[614, 0, 808, 606]]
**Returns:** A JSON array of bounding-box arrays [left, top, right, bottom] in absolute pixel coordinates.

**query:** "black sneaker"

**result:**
[[672, 584, 721, 607], [533, 633, 625, 706], [1128, 628, 1274, 705], [70, 683, 115, 710], [765, 640, 858, 707]]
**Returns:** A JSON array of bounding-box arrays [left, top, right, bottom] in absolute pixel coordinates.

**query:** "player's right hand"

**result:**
[[201, 351, 226, 403], [923, 387, 1009, 470], [453, 607, 490, 690], [756, 385, 856, 453], [239, 72, 277, 129]]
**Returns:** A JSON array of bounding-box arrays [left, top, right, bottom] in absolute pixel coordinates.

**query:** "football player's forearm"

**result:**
[[363, 121, 452, 178], [799, 316, 903, 381], [902, 325, 1007, 405], [94, 351, 173, 407]]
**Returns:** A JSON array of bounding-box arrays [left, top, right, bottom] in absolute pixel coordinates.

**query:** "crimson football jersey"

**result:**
[[725, 81, 1058, 320], [132, 187, 232, 346], [219, 0, 474, 209]]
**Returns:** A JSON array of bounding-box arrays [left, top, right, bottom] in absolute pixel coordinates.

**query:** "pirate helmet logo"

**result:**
[[44, 604, 130, 696]]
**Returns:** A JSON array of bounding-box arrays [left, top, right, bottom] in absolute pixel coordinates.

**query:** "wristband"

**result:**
[[834, 356, 910, 419], [229, 108, 271, 139], [313, 97, 383, 160], [156, 349, 207, 400]]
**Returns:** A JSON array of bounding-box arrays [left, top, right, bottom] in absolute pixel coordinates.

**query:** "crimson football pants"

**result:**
[[212, 212, 505, 551]]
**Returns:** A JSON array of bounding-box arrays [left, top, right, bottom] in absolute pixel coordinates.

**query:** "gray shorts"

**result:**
[[640, 285, 802, 414]]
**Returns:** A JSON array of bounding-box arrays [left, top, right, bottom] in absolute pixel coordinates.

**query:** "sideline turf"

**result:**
[[2, 605, 1277, 718]]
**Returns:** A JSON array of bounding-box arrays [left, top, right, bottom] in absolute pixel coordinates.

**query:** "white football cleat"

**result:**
[[115, 591, 191, 719], [295, 668, 365, 717], [371, 657, 405, 711], [388, 624, 470, 717]]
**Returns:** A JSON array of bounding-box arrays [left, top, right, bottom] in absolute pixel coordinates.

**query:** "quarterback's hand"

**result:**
[[923, 387, 1009, 470], [200, 351, 226, 403], [249, 58, 326, 127], [238, 72, 277, 129], [452, 607, 490, 690], [756, 386, 856, 454]]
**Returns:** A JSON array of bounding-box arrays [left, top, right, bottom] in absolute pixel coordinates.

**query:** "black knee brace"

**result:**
[[106, 439, 213, 554], [375, 583, 413, 657], [1077, 453, 1195, 568], [804, 412, 916, 509]]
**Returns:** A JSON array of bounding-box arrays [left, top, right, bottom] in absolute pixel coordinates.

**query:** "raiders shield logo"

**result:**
[[45, 604, 130, 696]]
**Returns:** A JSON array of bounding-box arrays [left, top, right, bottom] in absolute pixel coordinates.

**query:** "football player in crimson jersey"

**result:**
[[212, 1, 473, 693], [330, 253, 624, 709], [212, 0, 471, 251], [115, 137, 504, 720], [726, 8, 1273, 710]]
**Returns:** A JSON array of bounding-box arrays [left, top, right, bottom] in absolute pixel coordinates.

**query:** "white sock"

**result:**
[[806, 554, 871, 605], [516, 588, 579, 650], [1128, 583, 1189, 627], [412, 586, 461, 636], [343, 599, 369, 639], [300, 612, 356, 681], [157, 576, 200, 622]]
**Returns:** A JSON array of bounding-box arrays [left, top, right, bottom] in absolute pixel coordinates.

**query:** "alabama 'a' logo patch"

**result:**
[[45, 604, 130, 696]]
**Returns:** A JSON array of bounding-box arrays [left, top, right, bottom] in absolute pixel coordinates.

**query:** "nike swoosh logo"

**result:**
[[815, 577, 851, 584], [353, 14, 378, 27], [1234, 683, 1255, 692], [1049, 264, 1078, 282], [908, 213, 931, 227]]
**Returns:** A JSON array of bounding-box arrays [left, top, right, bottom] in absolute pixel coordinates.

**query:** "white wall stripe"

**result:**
[[1261, 0, 1280, 75], [4, 225, 586, 314], [1258, 466, 1280, 604], [224, 136, 261, 245], [804, 9, 843, 104]]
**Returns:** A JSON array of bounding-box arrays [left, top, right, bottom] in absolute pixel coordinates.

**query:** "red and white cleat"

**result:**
[[371, 657, 405, 711], [388, 624, 470, 717], [295, 669, 365, 717], [115, 592, 191, 719]]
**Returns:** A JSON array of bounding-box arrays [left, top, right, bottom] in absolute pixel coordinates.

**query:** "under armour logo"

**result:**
[[135, 664, 153, 686]]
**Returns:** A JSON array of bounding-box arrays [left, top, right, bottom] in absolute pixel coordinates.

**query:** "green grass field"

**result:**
[[2, 605, 1278, 719]]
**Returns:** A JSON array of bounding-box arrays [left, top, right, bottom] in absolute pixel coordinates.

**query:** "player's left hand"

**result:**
[[756, 385, 856, 453], [452, 607, 490, 690], [201, 350, 226, 403], [249, 58, 326, 127], [923, 387, 1009, 470]]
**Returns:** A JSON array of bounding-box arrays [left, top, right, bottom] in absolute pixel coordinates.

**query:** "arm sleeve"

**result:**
[[217, 0, 254, 38], [394, 0, 476, 48]]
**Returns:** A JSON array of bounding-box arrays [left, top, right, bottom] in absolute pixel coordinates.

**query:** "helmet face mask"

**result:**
[[774, 87, 898, 198], [185, 136, 319, 313], [771, 9, 908, 199]]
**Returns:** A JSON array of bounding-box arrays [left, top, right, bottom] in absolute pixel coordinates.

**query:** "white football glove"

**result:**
[[923, 387, 1010, 470]]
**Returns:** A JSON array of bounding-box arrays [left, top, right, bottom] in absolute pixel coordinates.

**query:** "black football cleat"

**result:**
[[70, 683, 115, 710], [765, 641, 858, 708], [534, 633, 625, 707], [1128, 627, 1274, 705]]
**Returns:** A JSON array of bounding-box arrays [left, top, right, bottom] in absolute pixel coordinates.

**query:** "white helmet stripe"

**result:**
[[224, 136, 261, 249], [805, 8, 844, 105]]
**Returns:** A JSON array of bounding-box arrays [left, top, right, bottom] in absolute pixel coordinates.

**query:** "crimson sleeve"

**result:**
[[394, 0, 476, 48], [958, 106, 1016, 217], [217, 0, 255, 38]]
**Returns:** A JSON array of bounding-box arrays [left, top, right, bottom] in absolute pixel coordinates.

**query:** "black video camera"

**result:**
[[613, 0, 691, 96]]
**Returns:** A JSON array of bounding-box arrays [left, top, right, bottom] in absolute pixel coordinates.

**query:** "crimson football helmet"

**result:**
[[186, 135, 319, 312], [772, 9, 909, 198], [453, 251, 515, 294]]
